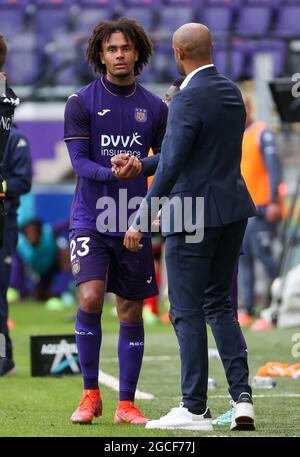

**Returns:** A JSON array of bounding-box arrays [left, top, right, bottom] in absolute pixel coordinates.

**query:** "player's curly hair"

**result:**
[[87, 17, 153, 76], [0, 34, 8, 70]]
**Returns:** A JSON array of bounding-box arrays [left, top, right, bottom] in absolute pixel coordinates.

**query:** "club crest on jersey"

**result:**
[[135, 108, 147, 123], [72, 260, 80, 275]]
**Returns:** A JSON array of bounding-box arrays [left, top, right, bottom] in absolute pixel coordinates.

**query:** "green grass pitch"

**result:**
[[0, 301, 299, 437]]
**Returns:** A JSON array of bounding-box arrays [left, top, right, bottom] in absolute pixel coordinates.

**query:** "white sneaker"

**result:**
[[145, 403, 213, 431], [230, 392, 255, 431]]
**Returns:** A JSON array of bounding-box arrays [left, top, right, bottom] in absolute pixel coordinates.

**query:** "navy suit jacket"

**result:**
[[136, 66, 256, 236]]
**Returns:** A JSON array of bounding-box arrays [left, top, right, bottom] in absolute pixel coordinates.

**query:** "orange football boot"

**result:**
[[114, 401, 148, 425], [71, 389, 102, 424]]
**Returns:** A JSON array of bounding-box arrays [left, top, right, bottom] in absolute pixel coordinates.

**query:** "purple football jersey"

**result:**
[[64, 75, 167, 236]]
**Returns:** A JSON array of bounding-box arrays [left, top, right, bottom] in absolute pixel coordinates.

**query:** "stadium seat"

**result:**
[[44, 33, 79, 85], [151, 42, 180, 83], [4, 33, 42, 85], [245, 0, 279, 4], [213, 40, 245, 81], [122, 0, 158, 6], [32, 6, 72, 45], [117, 6, 155, 31], [0, 0, 30, 4], [162, 0, 200, 5], [199, 5, 234, 35], [79, 0, 116, 4], [34, 0, 74, 5], [247, 39, 287, 78], [73, 6, 112, 33], [0, 7, 25, 40], [156, 6, 195, 36], [236, 5, 272, 36], [275, 6, 300, 36]]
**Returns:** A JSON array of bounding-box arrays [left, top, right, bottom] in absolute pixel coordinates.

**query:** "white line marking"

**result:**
[[172, 394, 300, 400], [98, 370, 154, 400]]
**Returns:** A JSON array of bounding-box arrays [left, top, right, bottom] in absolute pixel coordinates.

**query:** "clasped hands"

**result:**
[[111, 152, 142, 181]]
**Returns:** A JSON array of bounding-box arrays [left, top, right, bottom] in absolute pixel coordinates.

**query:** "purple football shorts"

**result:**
[[69, 229, 158, 301]]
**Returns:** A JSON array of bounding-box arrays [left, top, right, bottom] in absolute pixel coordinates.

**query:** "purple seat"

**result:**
[[34, 0, 73, 5], [0, 0, 30, 5], [4, 33, 42, 85], [44, 33, 79, 85], [79, 0, 119, 7], [236, 5, 272, 36], [151, 43, 180, 83], [248, 39, 287, 78], [276, 6, 300, 36], [32, 6, 71, 44], [200, 5, 233, 35], [157, 6, 195, 33], [120, 7, 154, 31], [213, 40, 245, 81], [245, 0, 279, 4], [162, 0, 200, 5], [122, 0, 158, 5], [206, 0, 240, 4], [0, 7, 25, 39], [74, 6, 111, 33]]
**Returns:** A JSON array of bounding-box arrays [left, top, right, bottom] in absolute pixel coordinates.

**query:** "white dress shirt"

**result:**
[[180, 64, 215, 90]]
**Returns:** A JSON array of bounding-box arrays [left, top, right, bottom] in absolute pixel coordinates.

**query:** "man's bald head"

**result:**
[[173, 23, 213, 62]]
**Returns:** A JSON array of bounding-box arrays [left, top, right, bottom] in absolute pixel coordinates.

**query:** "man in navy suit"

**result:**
[[124, 23, 257, 431]]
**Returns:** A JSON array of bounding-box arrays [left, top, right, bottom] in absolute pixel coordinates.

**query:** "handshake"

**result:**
[[111, 153, 142, 180]]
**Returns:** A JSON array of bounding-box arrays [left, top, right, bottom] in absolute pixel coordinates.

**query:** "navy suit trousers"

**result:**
[[165, 218, 251, 413], [0, 225, 18, 360]]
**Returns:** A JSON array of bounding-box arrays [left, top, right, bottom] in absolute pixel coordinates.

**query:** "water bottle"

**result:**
[[0, 73, 6, 97], [252, 376, 276, 389], [208, 378, 218, 389]]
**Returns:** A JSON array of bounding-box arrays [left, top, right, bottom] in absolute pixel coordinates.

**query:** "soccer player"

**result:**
[[64, 18, 168, 425], [0, 34, 32, 376]]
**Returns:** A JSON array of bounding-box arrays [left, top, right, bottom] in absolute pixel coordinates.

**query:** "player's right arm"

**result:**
[[64, 94, 117, 183]]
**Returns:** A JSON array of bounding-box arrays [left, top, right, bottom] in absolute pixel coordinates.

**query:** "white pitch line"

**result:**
[[172, 394, 300, 400], [98, 370, 154, 400]]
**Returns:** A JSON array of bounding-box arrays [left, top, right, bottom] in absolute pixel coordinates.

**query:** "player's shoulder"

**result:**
[[67, 78, 99, 103]]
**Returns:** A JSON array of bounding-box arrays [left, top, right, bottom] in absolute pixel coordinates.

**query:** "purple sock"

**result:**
[[75, 308, 101, 390], [118, 321, 144, 401]]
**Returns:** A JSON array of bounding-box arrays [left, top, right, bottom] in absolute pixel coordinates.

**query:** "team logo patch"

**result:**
[[72, 260, 80, 275], [135, 108, 147, 123]]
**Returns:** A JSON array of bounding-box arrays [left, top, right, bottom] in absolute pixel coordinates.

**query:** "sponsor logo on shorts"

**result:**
[[146, 276, 153, 284], [72, 259, 80, 275], [129, 342, 144, 347]]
